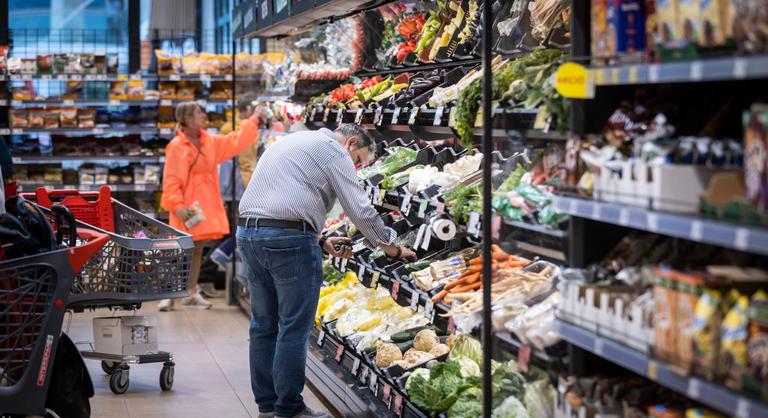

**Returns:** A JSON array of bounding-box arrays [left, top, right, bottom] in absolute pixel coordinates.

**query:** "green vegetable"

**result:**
[[380, 164, 424, 190], [444, 184, 482, 224], [452, 355, 481, 377], [498, 165, 527, 193], [396, 340, 414, 353], [391, 325, 438, 343], [357, 147, 419, 181], [447, 387, 482, 418], [322, 262, 345, 285], [524, 379, 556, 418], [406, 368, 431, 392], [490, 360, 526, 408], [491, 395, 529, 418], [408, 360, 475, 415], [447, 334, 483, 368]]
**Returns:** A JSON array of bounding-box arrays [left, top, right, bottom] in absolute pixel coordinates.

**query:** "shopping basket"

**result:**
[[0, 205, 109, 416], [24, 186, 194, 310]]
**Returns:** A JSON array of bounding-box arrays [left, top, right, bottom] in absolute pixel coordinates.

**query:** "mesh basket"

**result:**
[[24, 188, 194, 309], [0, 250, 73, 416]]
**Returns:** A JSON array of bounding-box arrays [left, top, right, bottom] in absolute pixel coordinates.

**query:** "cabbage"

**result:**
[[447, 387, 482, 418], [524, 379, 555, 418], [448, 334, 483, 367], [405, 368, 430, 392], [491, 395, 529, 418], [453, 355, 481, 378]]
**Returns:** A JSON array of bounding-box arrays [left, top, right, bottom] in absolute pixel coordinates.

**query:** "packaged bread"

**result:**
[[10, 109, 28, 128], [59, 107, 78, 127], [217, 54, 232, 74], [78, 109, 97, 128], [176, 84, 195, 100], [155, 49, 176, 75], [44, 110, 60, 129], [12, 87, 33, 100], [28, 109, 45, 128], [182, 53, 202, 74], [157, 107, 176, 128], [110, 81, 127, 100], [159, 82, 176, 99], [126, 80, 145, 100], [63, 80, 83, 99]]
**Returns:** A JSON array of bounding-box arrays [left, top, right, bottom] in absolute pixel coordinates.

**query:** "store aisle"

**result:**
[[65, 299, 333, 418]]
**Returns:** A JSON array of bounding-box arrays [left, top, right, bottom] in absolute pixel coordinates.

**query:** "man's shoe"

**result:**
[[158, 299, 174, 312], [278, 407, 330, 418], [182, 293, 213, 309]]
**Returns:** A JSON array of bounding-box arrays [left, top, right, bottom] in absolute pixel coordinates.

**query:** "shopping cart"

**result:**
[[0, 204, 109, 417], [25, 186, 195, 394]]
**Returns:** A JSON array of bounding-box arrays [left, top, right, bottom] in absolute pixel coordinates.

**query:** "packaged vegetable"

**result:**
[[524, 379, 555, 418]]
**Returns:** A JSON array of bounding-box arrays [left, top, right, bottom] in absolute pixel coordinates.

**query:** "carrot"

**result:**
[[463, 272, 480, 284], [464, 264, 482, 274], [444, 277, 467, 291], [507, 261, 528, 268], [468, 256, 483, 266], [452, 282, 482, 293], [492, 251, 509, 262], [491, 244, 503, 253], [432, 290, 448, 303]]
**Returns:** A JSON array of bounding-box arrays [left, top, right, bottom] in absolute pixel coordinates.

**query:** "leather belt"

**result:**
[[238, 217, 315, 233]]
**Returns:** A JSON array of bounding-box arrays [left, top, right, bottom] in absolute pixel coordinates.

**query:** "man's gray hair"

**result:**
[[335, 124, 374, 151]]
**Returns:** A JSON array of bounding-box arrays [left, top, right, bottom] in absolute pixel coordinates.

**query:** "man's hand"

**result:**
[[383, 244, 417, 262], [175, 207, 189, 221], [324, 236, 353, 259]]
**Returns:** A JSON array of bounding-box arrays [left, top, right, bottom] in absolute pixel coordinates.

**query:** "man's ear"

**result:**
[[346, 136, 358, 148]]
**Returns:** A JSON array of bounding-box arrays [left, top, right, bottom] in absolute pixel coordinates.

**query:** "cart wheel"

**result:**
[[101, 361, 119, 375], [159, 364, 174, 391], [109, 368, 130, 394]]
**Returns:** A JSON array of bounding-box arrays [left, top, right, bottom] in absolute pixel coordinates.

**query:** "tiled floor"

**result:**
[[65, 298, 333, 418]]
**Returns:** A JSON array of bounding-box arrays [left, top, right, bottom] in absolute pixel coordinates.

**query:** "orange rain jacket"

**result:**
[[161, 116, 260, 241]]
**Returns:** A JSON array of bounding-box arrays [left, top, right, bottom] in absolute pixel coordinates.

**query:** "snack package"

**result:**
[[698, 0, 730, 46], [77, 109, 97, 128], [36, 54, 53, 74], [10, 109, 28, 128], [44, 110, 60, 129], [692, 289, 723, 379], [720, 293, 749, 390], [110, 81, 127, 100], [673, 271, 704, 371], [607, 0, 646, 55], [744, 104, 768, 213], [217, 54, 232, 74], [59, 108, 78, 128], [0, 46, 9, 73], [155, 49, 176, 75], [592, 0, 609, 64], [63, 80, 83, 99], [654, 269, 677, 363], [28, 109, 44, 128], [176, 83, 195, 99], [21, 58, 36, 74], [126, 80, 145, 100], [656, 0, 679, 45], [747, 292, 768, 400], [80, 53, 95, 74], [6, 57, 21, 74], [184, 201, 206, 229], [159, 82, 176, 99], [182, 53, 202, 74], [12, 87, 33, 100], [144, 89, 160, 101]]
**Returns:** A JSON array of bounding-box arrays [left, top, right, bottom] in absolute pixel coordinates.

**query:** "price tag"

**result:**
[[425, 299, 434, 320], [310, 107, 317, 121], [335, 344, 345, 362], [225, 74, 233, 81], [197, 99, 208, 106], [408, 107, 419, 125], [417, 199, 428, 218], [491, 214, 502, 241], [448, 317, 456, 334], [63, 99, 75, 106], [690, 61, 703, 81], [317, 330, 326, 347], [735, 227, 749, 250], [467, 212, 481, 236], [340, 258, 349, 272], [594, 338, 605, 355], [70, 74, 82, 81], [368, 372, 378, 394], [160, 99, 172, 106], [109, 99, 121, 106], [627, 66, 639, 83], [390, 281, 400, 300], [377, 188, 386, 206], [610, 68, 620, 84], [358, 366, 370, 385], [135, 184, 146, 192], [130, 74, 142, 81], [569, 199, 578, 214], [336, 109, 344, 124], [355, 108, 364, 124], [323, 108, 330, 123], [400, 193, 412, 216], [382, 383, 392, 406], [93, 128, 104, 134], [357, 263, 366, 281], [433, 106, 444, 126], [648, 64, 660, 83], [646, 213, 658, 232], [393, 393, 404, 416], [351, 357, 361, 376], [686, 378, 701, 398], [392, 107, 401, 124], [410, 291, 420, 311], [421, 223, 432, 250], [448, 107, 457, 128], [374, 107, 383, 126], [372, 187, 380, 205], [160, 128, 172, 135], [690, 220, 702, 241], [10, 100, 21, 106], [11, 156, 20, 164], [593, 69, 605, 85], [169, 74, 181, 81], [413, 224, 427, 250], [735, 398, 751, 418], [199, 74, 211, 82], [591, 204, 602, 220], [435, 202, 445, 213], [733, 58, 747, 79], [646, 360, 657, 380], [518, 344, 532, 373], [618, 208, 629, 226], [9, 129, 20, 135], [56, 74, 68, 80], [371, 271, 381, 288]]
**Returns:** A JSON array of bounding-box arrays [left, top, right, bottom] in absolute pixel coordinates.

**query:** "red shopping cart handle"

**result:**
[[67, 228, 109, 272]]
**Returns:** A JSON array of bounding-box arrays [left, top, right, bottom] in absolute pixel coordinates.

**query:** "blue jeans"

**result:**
[[236, 226, 322, 416]]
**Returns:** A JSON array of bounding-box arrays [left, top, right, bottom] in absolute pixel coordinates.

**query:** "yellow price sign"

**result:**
[[555, 62, 595, 99]]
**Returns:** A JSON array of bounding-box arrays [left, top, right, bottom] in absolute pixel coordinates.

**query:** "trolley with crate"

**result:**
[[24, 185, 194, 394], [0, 202, 109, 416]]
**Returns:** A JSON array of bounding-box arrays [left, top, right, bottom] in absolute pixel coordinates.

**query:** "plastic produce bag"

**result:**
[[524, 379, 555, 418]]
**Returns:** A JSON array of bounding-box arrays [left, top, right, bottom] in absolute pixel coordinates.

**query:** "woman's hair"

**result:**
[[175, 101, 201, 129]]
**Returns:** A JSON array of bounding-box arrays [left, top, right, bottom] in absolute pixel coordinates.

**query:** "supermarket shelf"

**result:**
[[161, 99, 234, 106], [155, 74, 262, 82], [1, 127, 159, 135], [17, 183, 159, 192], [11, 99, 160, 106], [12, 155, 164, 164], [553, 195, 768, 256], [591, 55, 768, 86], [4, 74, 141, 81], [555, 320, 768, 418], [359, 58, 481, 77]]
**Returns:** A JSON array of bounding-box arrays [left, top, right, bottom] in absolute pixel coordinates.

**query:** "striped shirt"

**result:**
[[239, 128, 396, 247]]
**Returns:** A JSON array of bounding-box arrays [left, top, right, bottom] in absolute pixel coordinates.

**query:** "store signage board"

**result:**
[[555, 62, 594, 99]]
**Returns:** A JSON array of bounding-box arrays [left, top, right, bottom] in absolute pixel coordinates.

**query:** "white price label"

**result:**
[[135, 184, 146, 192], [197, 99, 208, 106], [310, 107, 317, 121], [169, 74, 181, 81], [425, 299, 434, 318], [408, 107, 419, 125], [56, 74, 68, 80], [377, 189, 386, 206], [413, 224, 427, 250], [358, 366, 369, 384], [355, 108, 364, 124], [351, 357, 361, 375], [433, 106, 444, 126], [374, 107, 383, 126], [371, 271, 381, 288], [199, 74, 211, 82], [467, 212, 481, 236], [11, 129, 22, 135], [591, 203, 601, 220], [70, 74, 82, 81], [735, 398, 751, 418], [372, 187, 380, 205], [130, 74, 142, 81], [392, 107, 401, 124], [594, 338, 604, 355], [10, 100, 21, 106], [686, 378, 701, 398], [40, 74, 51, 79], [420, 222, 432, 250], [646, 213, 658, 232], [357, 263, 366, 281], [619, 208, 630, 226], [733, 58, 748, 79], [11, 157, 20, 164], [160, 100, 172, 106], [93, 128, 104, 134], [368, 372, 378, 393], [400, 193, 412, 215], [225, 74, 233, 81], [410, 291, 420, 311], [63, 99, 75, 106], [690, 221, 703, 241], [160, 128, 172, 135], [323, 108, 330, 123], [109, 99, 120, 106], [735, 227, 750, 250], [336, 109, 344, 124], [317, 330, 326, 347], [340, 258, 348, 272], [648, 64, 660, 82], [690, 61, 703, 81]]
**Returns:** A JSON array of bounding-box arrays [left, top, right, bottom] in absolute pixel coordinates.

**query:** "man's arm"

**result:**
[[325, 153, 416, 260]]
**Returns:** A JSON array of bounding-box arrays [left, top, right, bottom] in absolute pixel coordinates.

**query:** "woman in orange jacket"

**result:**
[[158, 102, 260, 311]]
